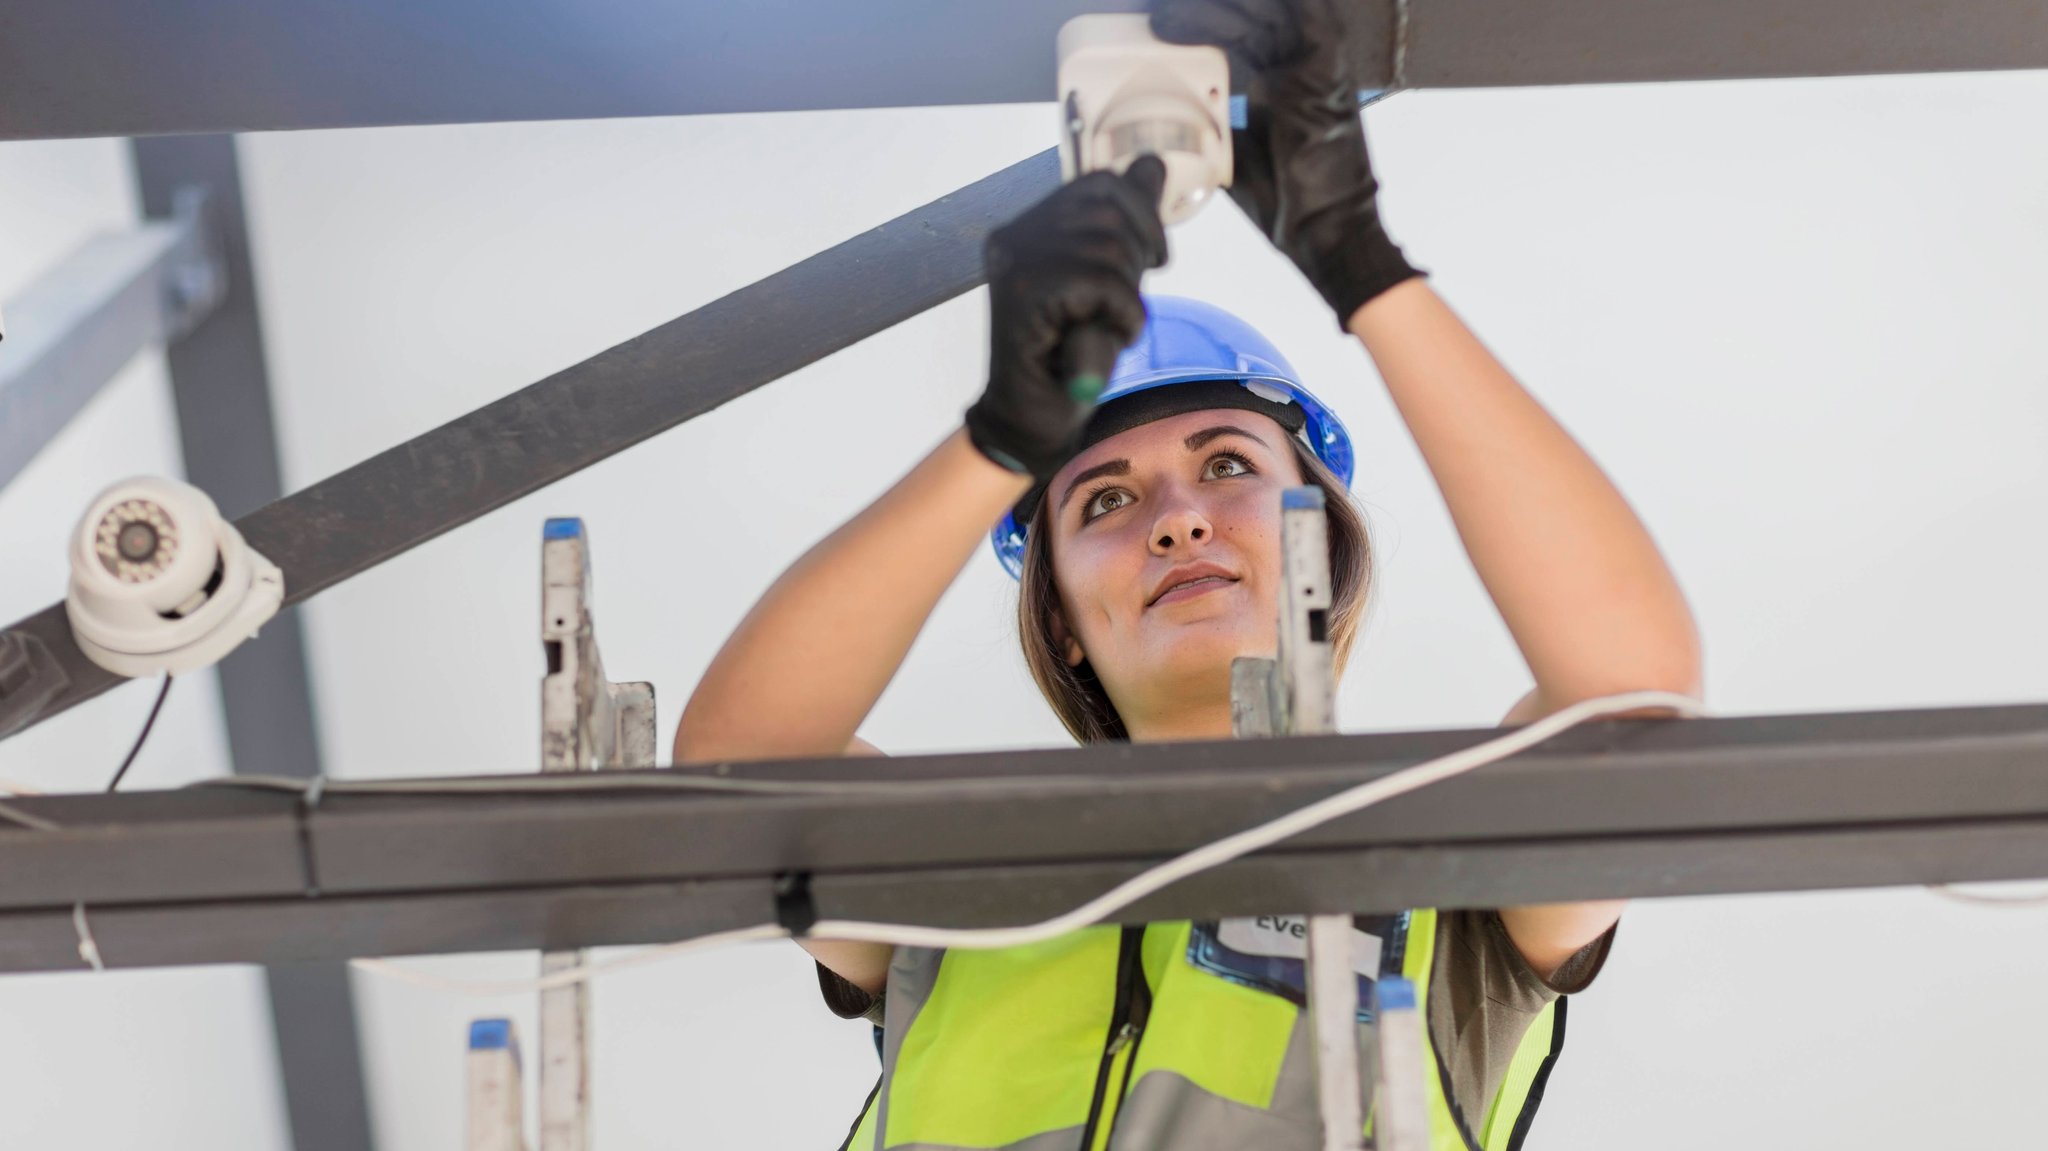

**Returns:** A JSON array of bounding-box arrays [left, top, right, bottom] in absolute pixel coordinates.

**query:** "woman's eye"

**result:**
[[1084, 489, 1130, 520], [1206, 454, 1251, 479]]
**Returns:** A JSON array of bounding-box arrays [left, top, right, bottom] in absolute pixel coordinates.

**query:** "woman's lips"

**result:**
[[1149, 575, 1238, 607]]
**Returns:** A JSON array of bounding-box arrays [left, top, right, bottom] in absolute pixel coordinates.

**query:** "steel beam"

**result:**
[[129, 135, 375, 1151], [0, 194, 223, 492], [0, 147, 1062, 743], [12, 815, 2048, 975], [7, 0, 2045, 142], [1, 704, 2045, 974], [0, 1, 1151, 142], [1400, 0, 2048, 89]]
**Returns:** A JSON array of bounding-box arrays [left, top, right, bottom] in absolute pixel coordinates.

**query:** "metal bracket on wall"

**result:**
[[0, 187, 227, 492]]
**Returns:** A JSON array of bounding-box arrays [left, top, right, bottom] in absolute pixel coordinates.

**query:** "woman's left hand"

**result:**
[[1151, 0, 1421, 327]]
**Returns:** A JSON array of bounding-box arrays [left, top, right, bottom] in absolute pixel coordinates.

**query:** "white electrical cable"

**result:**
[[1925, 884, 2048, 908], [350, 689, 1705, 997]]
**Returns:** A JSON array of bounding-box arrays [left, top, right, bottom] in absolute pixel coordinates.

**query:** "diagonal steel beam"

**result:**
[[5, 0, 2047, 142], [130, 134, 376, 1151], [0, 147, 1060, 742]]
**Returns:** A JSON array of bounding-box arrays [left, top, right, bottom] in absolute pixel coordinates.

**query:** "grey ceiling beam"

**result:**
[[0, 192, 224, 492], [129, 135, 375, 1151], [1, 703, 2045, 973], [0, 0, 1147, 142], [0, 146, 1061, 743], [6, 0, 2045, 142], [1401, 0, 2048, 89], [6, 814, 2042, 974]]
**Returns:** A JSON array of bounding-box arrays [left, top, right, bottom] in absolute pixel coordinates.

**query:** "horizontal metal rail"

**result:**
[[0, 147, 1061, 742], [6, 0, 2045, 141], [1, 704, 2043, 974]]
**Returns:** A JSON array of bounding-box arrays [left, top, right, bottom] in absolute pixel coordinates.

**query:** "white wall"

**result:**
[[2, 66, 2046, 1150], [0, 142, 290, 1149]]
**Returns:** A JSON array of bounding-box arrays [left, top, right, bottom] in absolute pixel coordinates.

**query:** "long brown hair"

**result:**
[[1017, 439, 1374, 744]]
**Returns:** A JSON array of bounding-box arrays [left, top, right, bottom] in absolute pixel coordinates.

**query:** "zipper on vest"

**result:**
[[1077, 926, 1147, 1151], [1101, 942, 1153, 1147]]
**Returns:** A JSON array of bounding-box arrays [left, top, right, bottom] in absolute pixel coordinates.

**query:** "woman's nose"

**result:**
[[1148, 501, 1213, 555]]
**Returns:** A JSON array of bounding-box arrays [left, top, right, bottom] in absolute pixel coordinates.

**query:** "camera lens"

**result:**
[[117, 522, 159, 562], [94, 499, 180, 582]]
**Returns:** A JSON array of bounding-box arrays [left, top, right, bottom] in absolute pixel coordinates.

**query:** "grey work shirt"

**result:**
[[818, 910, 1612, 1126]]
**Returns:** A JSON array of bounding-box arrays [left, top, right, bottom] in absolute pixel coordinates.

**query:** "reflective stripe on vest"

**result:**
[[846, 911, 1563, 1151]]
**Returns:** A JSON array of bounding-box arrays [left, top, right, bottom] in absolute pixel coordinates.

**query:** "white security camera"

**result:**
[[1058, 14, 1232, 225], [64, 477, 284, 677]]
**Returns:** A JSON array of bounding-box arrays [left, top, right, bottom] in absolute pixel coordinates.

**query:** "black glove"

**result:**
[[1152, 0, 1421, 327], [965, 156, 1169, 479]]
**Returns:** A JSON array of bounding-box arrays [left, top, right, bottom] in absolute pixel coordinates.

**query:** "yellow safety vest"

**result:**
[[837, 911, 1565, 1151]]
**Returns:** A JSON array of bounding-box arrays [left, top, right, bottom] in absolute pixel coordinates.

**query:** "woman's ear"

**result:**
[[1048, 605, 1086, 668]]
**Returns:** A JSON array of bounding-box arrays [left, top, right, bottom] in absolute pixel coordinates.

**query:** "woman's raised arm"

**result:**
[[1350, 282, 1700, 976], [1349, 283, 1703, 712], [1154, 0, 1700, 976], [672, 430, 1026, 765], [673, 160, 1166, 767]]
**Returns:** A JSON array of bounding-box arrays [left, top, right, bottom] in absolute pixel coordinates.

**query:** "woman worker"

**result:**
[[675, 0, 1702, 1147]]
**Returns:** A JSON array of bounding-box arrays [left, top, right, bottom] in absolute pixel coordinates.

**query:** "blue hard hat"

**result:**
[[990, 295, 1354, 578]]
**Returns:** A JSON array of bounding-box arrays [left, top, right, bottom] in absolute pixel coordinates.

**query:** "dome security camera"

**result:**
[[1058, 15, 1233, 226], [64, 477, 284, 677]]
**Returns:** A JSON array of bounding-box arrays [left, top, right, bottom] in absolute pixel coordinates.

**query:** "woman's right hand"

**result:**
[[964, 155, 1168, 480]]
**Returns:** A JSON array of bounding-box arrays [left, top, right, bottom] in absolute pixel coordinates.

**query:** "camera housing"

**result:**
[[64, 477, 284, 677], [1058, 14, 1233, 225]]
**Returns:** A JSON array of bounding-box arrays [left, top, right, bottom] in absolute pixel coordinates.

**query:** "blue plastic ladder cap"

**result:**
[[543, 517, 585, 540], [1375, 976, 1417, 1013], [469, 1018, 515, 1051], [1282, 486, 1326, 510]]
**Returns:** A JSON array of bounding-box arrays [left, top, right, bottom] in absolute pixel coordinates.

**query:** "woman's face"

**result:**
[[1046, 407, 1306, 727]]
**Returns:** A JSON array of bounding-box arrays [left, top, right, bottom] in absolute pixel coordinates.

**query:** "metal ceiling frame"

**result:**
[[0, 3, 2043, 1144], [128, 135, 375, 1151]]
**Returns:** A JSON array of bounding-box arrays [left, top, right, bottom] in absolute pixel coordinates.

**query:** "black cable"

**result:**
[[107, 675, 172, 792]]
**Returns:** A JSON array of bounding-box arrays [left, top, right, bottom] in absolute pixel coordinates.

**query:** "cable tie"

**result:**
[[293, 775, 327, 897], [773, 871, 818, 936], [72, 903, 104, 972], [1391, 0, 1412, 92]]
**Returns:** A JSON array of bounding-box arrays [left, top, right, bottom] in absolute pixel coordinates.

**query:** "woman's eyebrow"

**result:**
[[1057, 459, 1131, 513], [1184, 424, 1272, 452]]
